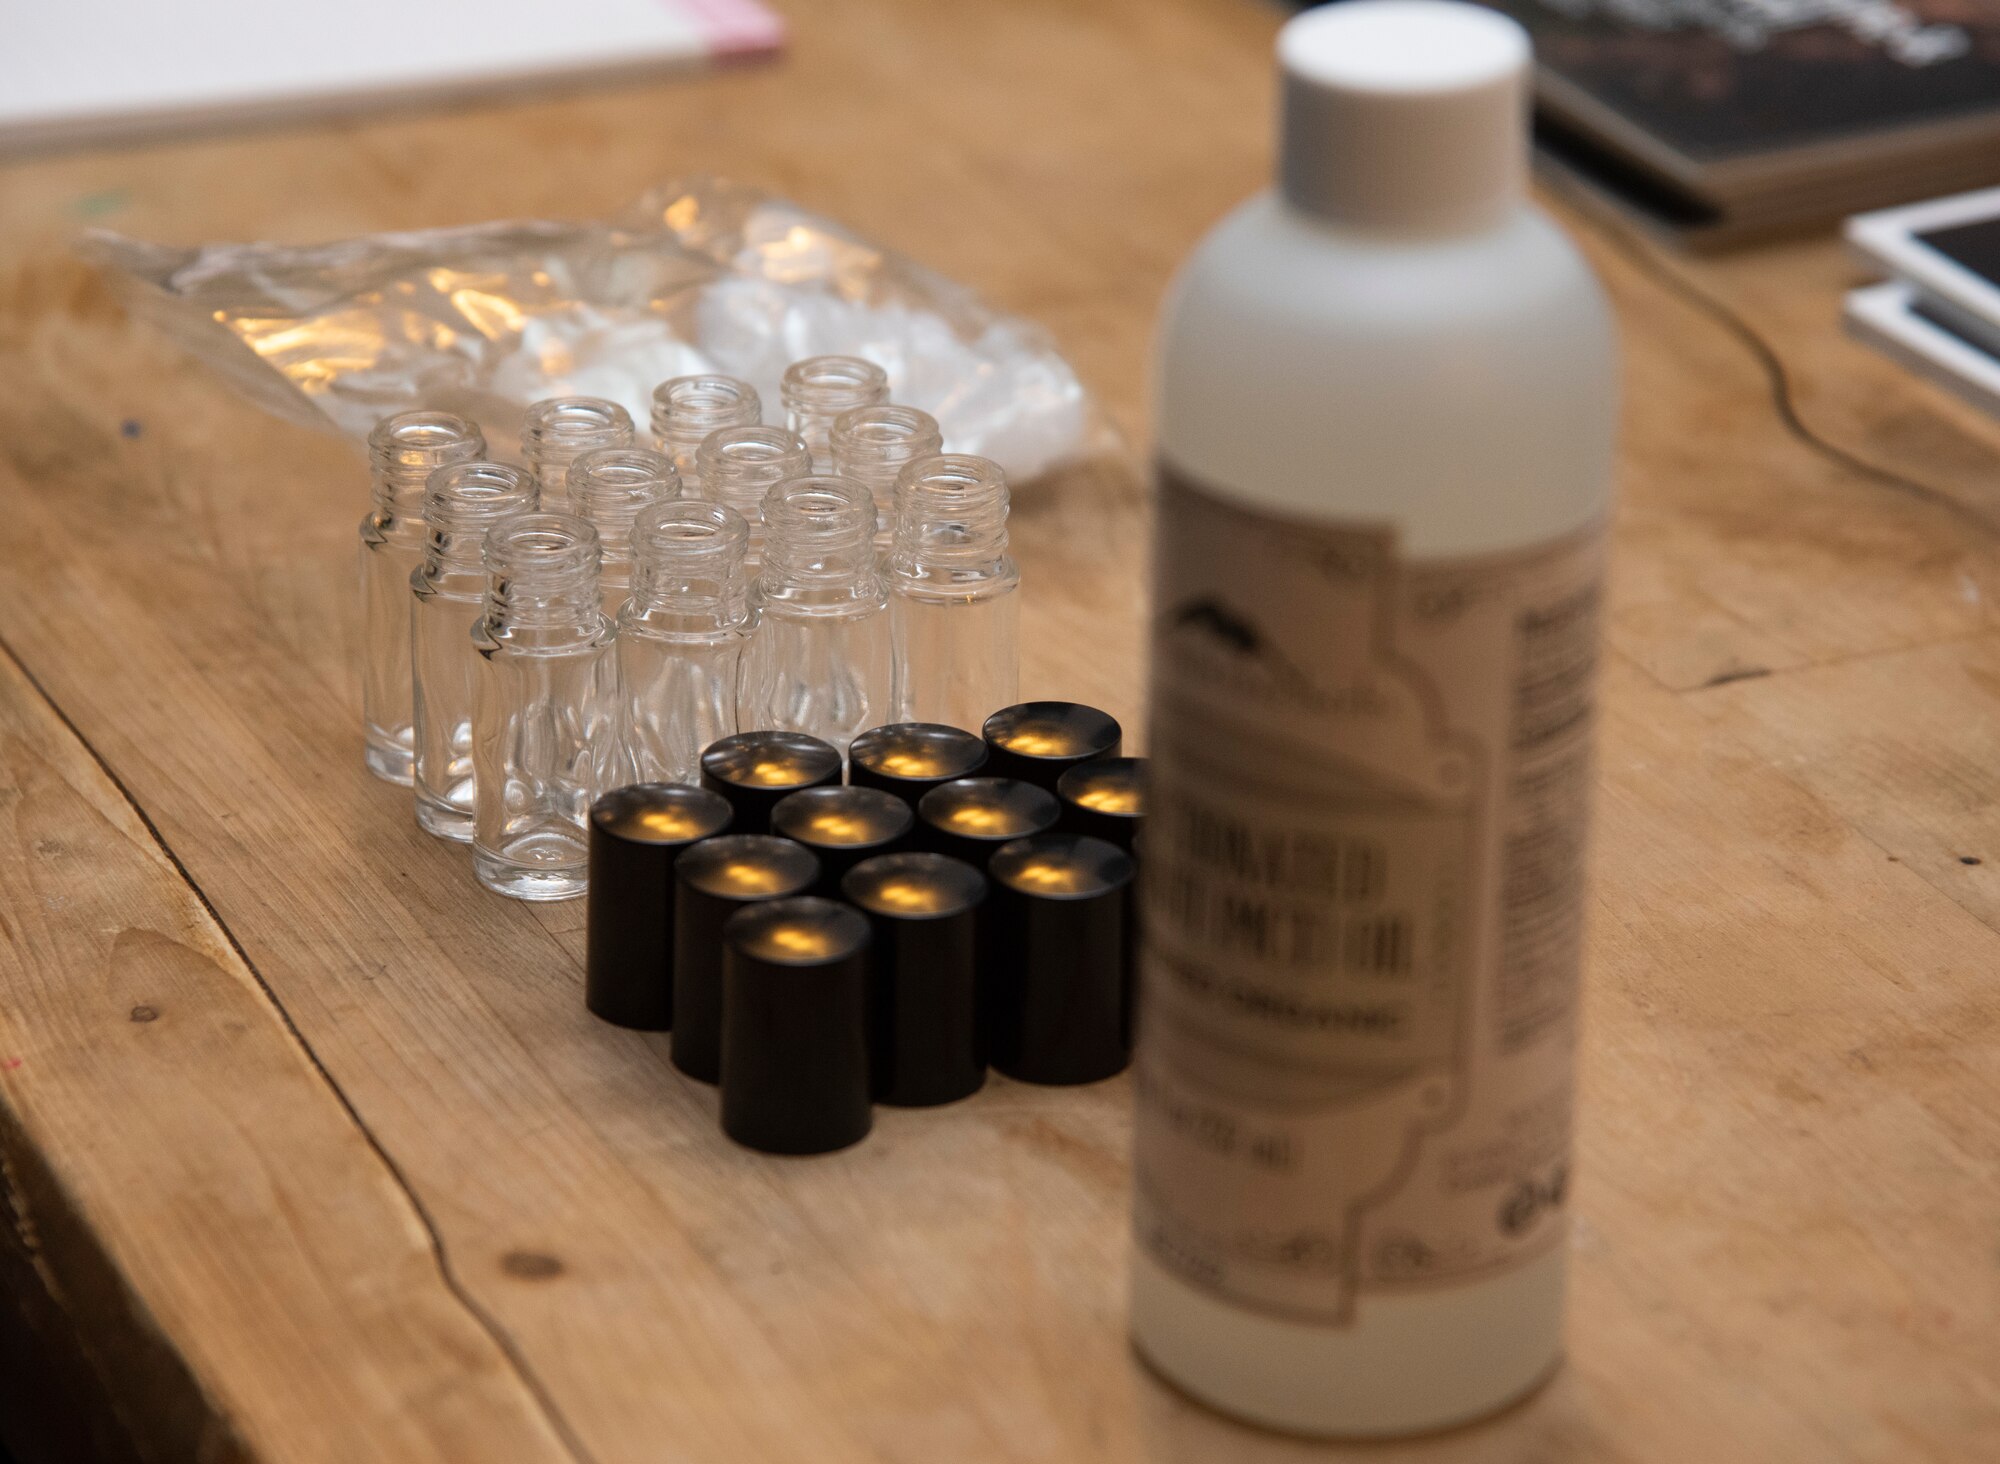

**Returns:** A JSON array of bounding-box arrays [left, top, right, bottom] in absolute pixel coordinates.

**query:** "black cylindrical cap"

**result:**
[[770, 785, 916, 895], [914, 777, 1060, 871], [849, 722, 989, 804], [980, 702, 1122, 789], [699, 731, 842, 833], [1056, 756, 1146, 852], [585, 784, 734, 1030], [671, 835, 820, 1082], [842, 853, 989, 1107], [987, 833, 1135, 1085], [721, 897, 874, 1155]]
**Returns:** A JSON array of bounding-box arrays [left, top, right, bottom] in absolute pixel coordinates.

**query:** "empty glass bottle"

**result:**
[[830, 403, 943, 554], [694, 425, 811, 574], [411, 461, 538, 842], [520, 397, 634, 511], [650, 374, 761, 485], [566, 446, 680, 613], [889, 454, 1020, 728], [618, 501, 757, 786], [781, 356, 888, 471], [361, 410, 485, 785], [471, 513, 618, 900], [737, 475, 891, 755]]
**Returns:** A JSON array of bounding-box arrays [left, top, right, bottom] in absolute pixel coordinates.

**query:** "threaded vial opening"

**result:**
[[763, 475, 874, 549], [696, 427, 812, 499], [483, 511, 602, 585], [651, 375, 762, 435], [521, 396, 635, 450], [424, 461, 539, 533], [568, 447, 680, 524], [780, 356, 889, 415], [369, 410, 485, 482], [830, 404, 943, 470], [632, 500, 749, 564]]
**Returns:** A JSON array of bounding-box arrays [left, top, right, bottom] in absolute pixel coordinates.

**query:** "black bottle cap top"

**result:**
[[721, 897, 874, 1154], [771, 785, 916, 893], [670, 835, 821, 1083], [1056, 756, 1146, 851], [849, 722, 989, 800], [843, 853, 989, 1107], [585, 784, 734, 1031], [699, 731, 843, 832], [915, 776, 1061, 869], [980, 702, 1122, 788], [986, 832, 1136, 1085]]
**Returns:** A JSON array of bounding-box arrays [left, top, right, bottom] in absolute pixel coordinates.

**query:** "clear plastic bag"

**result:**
[[82, 177, 1103, 483]]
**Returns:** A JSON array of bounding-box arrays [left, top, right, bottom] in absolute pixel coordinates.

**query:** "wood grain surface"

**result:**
[[2, 1, 1998, 1460]]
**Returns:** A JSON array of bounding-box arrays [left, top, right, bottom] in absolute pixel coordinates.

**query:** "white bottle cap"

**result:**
[[1278, 0, 1532, 233]]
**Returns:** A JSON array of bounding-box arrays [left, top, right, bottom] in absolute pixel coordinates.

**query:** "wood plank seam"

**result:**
[[1569, 206, 2000, 542], [0, 629, 600, 1464]]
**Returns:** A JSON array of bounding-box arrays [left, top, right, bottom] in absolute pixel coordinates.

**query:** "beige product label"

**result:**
[[1134, 465, 1604, 1326]]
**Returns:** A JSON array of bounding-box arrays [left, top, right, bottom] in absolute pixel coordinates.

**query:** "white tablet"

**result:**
[[1844, 278, 2000, 421], [1847, 186, 2000, 357]]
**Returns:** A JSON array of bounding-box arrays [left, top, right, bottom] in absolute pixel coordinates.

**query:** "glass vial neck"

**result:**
[[369, 411, 485, 517], [422, 461, 538, 583], [651, 375, 762, 477], [567, 447, 680, 576], [829, 404, 942, 498], [695, 426, 812, 551], [781, 356, 889, 466], [758, 475, 881, 604], [481, 512, 605, 634], [520, 397, 635, 498], [890, 454, 1013, 579], [626, 500, 753, 630]]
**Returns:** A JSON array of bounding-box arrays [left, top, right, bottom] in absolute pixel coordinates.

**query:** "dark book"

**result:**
[[1474, 0, 2000, 240]]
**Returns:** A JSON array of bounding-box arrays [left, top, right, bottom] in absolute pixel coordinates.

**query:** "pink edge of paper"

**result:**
[[675, 0, 788, 56]]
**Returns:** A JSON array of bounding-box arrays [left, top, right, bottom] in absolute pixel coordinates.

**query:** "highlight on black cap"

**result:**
[[699, 730, 842, 832], [915, 776, 1061, 869], [844, 852, 990, 1107], [770, 785, 916, 894], [980, 701, 1122, 788], [849, 722, 989, 801], [721, 896, 874, 1155], [584, 783, 734, 1031], [671, 834, 822, 1083], [986, 832, 1137, 1086], [1056, 756, 1146, 851]]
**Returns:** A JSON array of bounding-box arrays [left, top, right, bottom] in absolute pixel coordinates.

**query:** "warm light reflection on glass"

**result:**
[[879, 749, 951, 777], [802, 811, 888, 846], [996, 726, 1079, 756], [711, 859, 795, 896], [751, 922, 841, 960], [1074, 784, 1140, 814], [742, 756, 813, 787], [868, 878, 953, 914]]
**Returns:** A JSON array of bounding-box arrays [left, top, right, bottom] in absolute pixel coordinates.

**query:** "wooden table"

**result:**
[[3, 2, 1997, 1460]]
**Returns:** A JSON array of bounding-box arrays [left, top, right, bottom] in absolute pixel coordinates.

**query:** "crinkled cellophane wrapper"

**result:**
[[82, 177, 1102, 483]]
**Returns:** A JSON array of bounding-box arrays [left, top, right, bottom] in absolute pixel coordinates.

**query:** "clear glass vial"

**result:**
[[470, 512, 619, 901], [888, 454, 1020, 728], [566, 446, 680, 613], [737, 475, 892, 755], [830, 403, 943, 552], [650, 374, 762, 484], [618, 500, 758, 786], [520, 397, 634, 512], [411, 460, 539, 842], [361, 410, 486, 785], [693, 425, 811, 574], [781, 356, 888, 471]]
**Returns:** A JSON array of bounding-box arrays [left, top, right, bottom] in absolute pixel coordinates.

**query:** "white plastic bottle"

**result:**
[[1131, 0, 1617, 1438]]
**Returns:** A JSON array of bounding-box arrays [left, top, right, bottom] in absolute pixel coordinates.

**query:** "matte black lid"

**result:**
[[1056, 757, 1146, 849], [990, 831, 1136, 900]]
